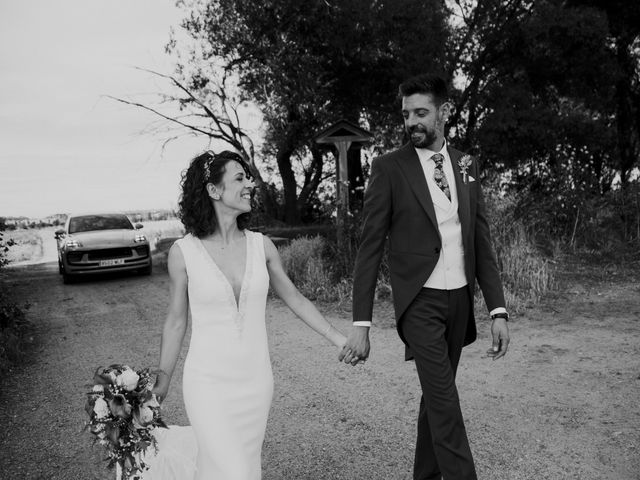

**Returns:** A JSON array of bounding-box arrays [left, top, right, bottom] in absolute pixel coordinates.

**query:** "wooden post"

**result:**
[[313, 119, 373, 246], [335, 140, 352, 245]]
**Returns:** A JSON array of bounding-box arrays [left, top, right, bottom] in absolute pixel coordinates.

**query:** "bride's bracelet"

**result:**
[[322, 323, 333, 339]]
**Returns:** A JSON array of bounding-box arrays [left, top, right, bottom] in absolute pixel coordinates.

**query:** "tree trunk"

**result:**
[[298, 145, 325, 216], [614, 31, 637, 189], [276, 139, 300, 224]]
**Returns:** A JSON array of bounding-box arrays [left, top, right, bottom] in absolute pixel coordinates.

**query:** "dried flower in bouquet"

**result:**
[[85, 364, 167, 479]]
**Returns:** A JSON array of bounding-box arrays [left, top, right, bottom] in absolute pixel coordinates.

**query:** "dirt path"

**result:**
[[0, 256, 638, 480]]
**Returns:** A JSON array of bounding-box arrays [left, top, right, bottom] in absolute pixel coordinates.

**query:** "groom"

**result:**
[[340, 73, 510, 480]]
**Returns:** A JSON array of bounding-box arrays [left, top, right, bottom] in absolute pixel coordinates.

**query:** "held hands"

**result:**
[[338, 326, 370, 366], [486, 317, 510, 360]]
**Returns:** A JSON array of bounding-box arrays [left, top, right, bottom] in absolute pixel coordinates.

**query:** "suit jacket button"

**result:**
[[434, 247, 441, 254]]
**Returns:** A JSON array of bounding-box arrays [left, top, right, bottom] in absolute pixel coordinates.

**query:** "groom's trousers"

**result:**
[[399, 287, 477, 480]]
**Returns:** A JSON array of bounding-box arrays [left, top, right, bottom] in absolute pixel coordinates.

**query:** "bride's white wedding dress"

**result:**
[[136, 230, 273, 480]]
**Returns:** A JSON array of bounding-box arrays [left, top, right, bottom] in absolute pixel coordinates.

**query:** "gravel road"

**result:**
[[1, 255, 639, 479]]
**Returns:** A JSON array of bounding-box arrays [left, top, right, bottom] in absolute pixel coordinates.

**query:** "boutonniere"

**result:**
[[458, 155, 473, 184]]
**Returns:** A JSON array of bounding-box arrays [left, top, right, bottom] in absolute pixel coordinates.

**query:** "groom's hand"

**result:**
[[486, 318, 510, 360], [339, 326, 370, 366]]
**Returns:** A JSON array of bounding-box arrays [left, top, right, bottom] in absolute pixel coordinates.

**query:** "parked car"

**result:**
[[54, 213, 152, 284]]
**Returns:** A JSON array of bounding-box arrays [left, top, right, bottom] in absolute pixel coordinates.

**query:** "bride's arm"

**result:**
[[263, 236, 346, 348], [153, 243, 189, 402]]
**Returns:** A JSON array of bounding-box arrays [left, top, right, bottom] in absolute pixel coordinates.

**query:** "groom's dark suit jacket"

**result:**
[[353, 143, 505, 356]]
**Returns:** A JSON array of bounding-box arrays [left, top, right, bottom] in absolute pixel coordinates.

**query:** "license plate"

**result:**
[[99, 258, 125, 267]]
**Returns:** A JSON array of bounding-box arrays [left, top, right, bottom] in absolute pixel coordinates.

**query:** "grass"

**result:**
[[485, 194, 557, 315]]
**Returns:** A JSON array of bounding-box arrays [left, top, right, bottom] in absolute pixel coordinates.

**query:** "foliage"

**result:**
[[0, 230, 15, 268], [278, 236, 347, 303], [275, 220, 388, 305], [444, 0, 640, 252], [172, 0, 449, 223], [481, 190, 557, 313], [513, 175, 640, 251], [0, 226, 34, 376]]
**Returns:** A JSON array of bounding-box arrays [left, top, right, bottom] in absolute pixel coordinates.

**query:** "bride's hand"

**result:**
[[152, 371, 171, 403]]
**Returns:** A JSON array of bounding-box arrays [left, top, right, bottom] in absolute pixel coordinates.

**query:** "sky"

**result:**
[[0, 0, 218, 218]]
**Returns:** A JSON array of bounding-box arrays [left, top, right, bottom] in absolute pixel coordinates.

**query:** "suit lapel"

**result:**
[[449, 147, 471, 240], [394, 144, 438, 231]]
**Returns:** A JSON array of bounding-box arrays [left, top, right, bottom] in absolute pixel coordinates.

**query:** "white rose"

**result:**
[[92, 385, 104, 393], [133, 404, 155, 428], [93, 397, 110, 419], [116, 369, 140, 391], [139, 406, 154, 424]]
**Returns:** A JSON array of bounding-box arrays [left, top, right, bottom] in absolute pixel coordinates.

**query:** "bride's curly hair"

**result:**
[[178, 150, 252, 238]]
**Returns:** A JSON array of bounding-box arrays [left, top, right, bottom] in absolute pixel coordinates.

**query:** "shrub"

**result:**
[[278, 235, 352, 304], [0, 231, 34, 375], [484, 192, 556, 314], [0, 231, 15, 268]]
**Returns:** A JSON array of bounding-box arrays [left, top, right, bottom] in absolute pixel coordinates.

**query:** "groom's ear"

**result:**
[[439, 101, 453, 122], [436, 101, 453, 129]]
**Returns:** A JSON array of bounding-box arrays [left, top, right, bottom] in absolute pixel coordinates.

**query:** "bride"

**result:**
[[142, 150, 346, 479]]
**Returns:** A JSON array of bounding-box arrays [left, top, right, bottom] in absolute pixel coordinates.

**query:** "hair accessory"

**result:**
[[203, 158, 211, 182]]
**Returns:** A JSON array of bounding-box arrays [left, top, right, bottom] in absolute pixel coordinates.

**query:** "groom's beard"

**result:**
[[407, 124, 437, 149]]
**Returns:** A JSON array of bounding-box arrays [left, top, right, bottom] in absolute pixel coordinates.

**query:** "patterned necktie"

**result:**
[[431, 153, 451, 200]]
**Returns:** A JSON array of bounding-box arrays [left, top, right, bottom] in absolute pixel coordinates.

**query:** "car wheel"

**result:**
[[62, 272, 75, 284], [140, 263, 153, 276], [58, 260, 63, 274]]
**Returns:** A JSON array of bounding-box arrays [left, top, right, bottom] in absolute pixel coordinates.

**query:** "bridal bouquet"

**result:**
[[85, 364, 167, 479]]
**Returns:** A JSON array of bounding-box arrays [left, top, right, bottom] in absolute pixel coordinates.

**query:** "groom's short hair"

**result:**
[[398, 74, 448, 106]]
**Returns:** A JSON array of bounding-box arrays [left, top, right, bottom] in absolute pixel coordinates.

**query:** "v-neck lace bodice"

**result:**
[[176, 231, 267, 336], [194, 234, 250, 312]]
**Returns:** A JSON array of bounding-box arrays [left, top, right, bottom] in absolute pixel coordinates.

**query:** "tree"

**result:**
[[171, 0, 449, 223], [110, 67, 279, 218], [568, 0, 640, 187], [445, 0, 638, 188]]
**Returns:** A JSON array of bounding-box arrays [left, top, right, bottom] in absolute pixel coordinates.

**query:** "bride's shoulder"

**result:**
[[170, 233, 195, 258], [243, 229, 265, 241], [174, 232, 194, 245]]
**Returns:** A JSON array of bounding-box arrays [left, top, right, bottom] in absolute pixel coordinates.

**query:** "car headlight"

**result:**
[[134, 234, 147, 243], [65, 239, 82, 248]]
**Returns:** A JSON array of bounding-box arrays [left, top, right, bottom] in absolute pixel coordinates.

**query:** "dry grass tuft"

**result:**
[[278, 236, 352, 305], [486, 194, 556, 315]]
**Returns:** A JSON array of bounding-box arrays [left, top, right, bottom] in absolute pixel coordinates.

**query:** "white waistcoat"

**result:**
[[416, 146, 468, 290]]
